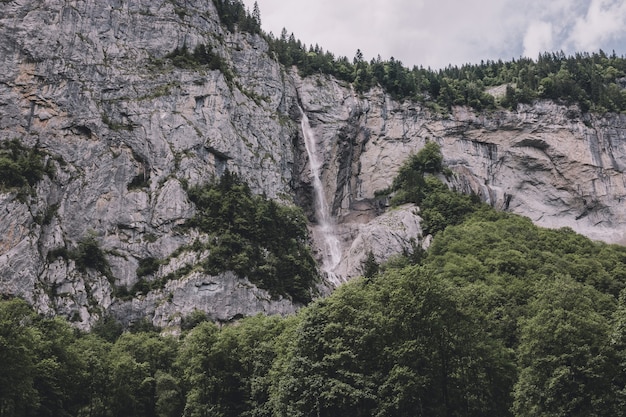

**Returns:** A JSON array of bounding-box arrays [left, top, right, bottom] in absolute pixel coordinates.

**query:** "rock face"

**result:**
[[297, 80, 626, 245], [1, 0, 304, 329], [1, 0, 625, 329]]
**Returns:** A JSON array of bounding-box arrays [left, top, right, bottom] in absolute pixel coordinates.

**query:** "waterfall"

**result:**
[[300, 108, 342, 283]]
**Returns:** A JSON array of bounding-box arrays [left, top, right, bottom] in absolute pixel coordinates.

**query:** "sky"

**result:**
[[240, 0, 626, 69]]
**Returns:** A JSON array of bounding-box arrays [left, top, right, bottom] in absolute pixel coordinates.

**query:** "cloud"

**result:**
[[567, 0, 626, 51], [523, 21, 554, 58]]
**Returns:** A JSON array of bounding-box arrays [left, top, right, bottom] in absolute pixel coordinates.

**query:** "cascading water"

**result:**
[[300, 108, 342, 284]]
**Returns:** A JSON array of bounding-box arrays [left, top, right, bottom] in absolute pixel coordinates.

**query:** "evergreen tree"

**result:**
[[513, 277, 616, 417]]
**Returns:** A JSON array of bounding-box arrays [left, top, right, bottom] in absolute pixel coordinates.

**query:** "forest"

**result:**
[[3, 144, 626, 417], [211, 0, 626, 113]]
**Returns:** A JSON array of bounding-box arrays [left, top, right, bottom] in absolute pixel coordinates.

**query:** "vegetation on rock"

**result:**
[[211, 0, 262, 35], [47, 235, 113, 280], [376, 142, 483, 235], [4, 207, 626, 416], [3, 2, 626, 416], [165, 43, 233, 83], [0, 139, 53, 198], [268, 35, 626, 113], [184, 171, 319, 304]]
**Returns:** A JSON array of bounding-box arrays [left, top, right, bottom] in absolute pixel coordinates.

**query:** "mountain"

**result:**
[[1, 0, 625, 330]]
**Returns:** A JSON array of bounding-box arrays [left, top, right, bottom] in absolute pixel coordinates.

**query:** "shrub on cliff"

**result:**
[[185, 171, 319, 303], [0, 139, 52, 198], [377, 142, 483, 235]]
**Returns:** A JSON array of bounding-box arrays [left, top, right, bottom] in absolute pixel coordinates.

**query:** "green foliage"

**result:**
[[69, 334, 114, 417], [612, 289, 626, 416], [361, 251, 379, 279], [185, 171, 319, 303], [74, 235, 111, 277], [180, 309, 210, 332], [513, 277, 616, 417], [166, 43, 234, 82], [4, 131, 626, 416], [271, 268, 514, 417], [179, 3, 626, 114], [4, 200, 626, 417], [33, 317, 85, 417], [426, 213, 626, 298], [418, 182, 483, 235], [265, 23, 626, 113], [0, 139, 53, 198], [389, 141, 444, 196], [378, 142, 483, 235], [0, 299, 86, 417], [386, 142, 442, 200], [136, 257, 162, 278], [0, 300, 184, 417], [211, 0, 262, 34], [414, 140, 444, 173], [178, 315, 293, 417], [0, 298, 41, 416], [109, 332, 180, 417], [34, 203, 59, 226], [91, 314, 124, 343], [47, 235, 113, 281]]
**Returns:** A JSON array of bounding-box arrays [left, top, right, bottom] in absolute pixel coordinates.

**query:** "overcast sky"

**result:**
[[241, 0, 626, 69]]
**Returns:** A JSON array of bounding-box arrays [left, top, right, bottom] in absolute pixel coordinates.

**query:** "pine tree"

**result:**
[[252, 1, 261, 27]]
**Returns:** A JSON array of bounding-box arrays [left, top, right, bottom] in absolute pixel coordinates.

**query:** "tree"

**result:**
[[109, 348, 150, 417], [155, 370, 184, 417], [361, 251, 379, 279], [71, 334, 114, 417], [353, 49, 364, 65], [185, 173, 318, 303], [271, 266, 514, 417], [513, 277, 616, 417], [32, 317, 83, 417], [0, 299, 40, 417], [74, 235, 111, 277], [252, 1, 261, 26], [610, 288, 626, 416], [177, 322, 233, 417], [110, 332, 180, 417]]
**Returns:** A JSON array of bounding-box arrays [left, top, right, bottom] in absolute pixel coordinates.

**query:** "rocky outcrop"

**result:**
[[111, 271, 298, 329], [333, 204, 424, 279], [297, 78, 626, 245], [1, 0, 625, 330]]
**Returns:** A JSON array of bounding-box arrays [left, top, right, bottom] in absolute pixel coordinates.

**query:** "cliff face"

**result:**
[[1, 0, 304, 328], [299, 80, 626, 245], [1, 0, 625, 329]]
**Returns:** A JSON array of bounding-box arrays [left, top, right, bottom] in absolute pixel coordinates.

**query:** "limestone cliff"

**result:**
[[1, 0, 624, 329], [298, 79, 626, 244]]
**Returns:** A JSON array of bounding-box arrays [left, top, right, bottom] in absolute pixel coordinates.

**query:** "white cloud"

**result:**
[[567, 0, 626, 51], [523, 21, 554, 58]]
